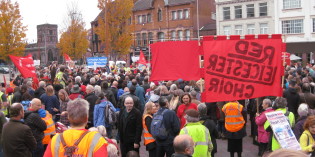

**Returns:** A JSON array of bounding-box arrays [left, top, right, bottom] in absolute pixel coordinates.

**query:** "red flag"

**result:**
[[138, 50, 147, 65], [282, 52, 291, 66], [64, 53, 72, 62], [150, 41, 200, 81], [9, 54, 38, 89], [202, 35, 283, 102]]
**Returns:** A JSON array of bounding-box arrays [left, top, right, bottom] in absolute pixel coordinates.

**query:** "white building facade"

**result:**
[[216, 0, 315, 63]]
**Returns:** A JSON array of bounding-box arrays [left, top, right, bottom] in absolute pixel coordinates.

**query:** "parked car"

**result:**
[[0, 67, 9, 74]]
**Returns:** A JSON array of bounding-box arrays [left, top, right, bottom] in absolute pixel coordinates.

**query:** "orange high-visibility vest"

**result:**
[[142, 114, 155, 145], [50, 130, 107, 157], [222, 102, 245, 132], [42, 111, 56, 145]]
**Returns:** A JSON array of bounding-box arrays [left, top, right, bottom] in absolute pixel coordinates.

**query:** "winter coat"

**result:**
[[24, 110, 47, 142], [34, 87, 45, 99], [40, 93, 60, 115], [283, 87, 300, 115], [200, 115, 219, 154], [255, 107, 274, 143], [293, 116, 308, 140], [85, 92, 98, 125], [94, 99, 116, 128]]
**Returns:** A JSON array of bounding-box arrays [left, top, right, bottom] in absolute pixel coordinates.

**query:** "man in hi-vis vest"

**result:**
[[44, 98, 108, 156]]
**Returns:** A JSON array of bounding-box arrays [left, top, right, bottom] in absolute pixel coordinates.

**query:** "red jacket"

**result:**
[[176, 103, 197, 129]]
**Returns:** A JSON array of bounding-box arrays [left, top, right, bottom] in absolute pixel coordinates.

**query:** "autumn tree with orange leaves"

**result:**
[[58, 3, 89, 60], [0, 0, 27, 61], [97, 0, 134, 61]]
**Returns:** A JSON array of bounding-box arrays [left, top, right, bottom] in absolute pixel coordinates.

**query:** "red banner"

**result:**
[[203, 35, 283, 102], [150, 41, 200, 81], [282, 52, 290, 66]]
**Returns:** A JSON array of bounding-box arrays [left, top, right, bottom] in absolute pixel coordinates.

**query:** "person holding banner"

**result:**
[[222, 101, 246, 157], [264, 97, 295, 151], [299, 115, 315, 156]]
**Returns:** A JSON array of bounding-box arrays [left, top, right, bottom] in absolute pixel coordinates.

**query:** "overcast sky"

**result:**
[[14, 0, 100, 43]]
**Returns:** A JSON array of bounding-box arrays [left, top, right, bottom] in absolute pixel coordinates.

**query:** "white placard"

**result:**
[[265, 111, 301, 150]]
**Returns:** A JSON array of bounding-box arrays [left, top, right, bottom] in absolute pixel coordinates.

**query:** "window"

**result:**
[[178, 10, 183, 19], [49, 30, 53, 35], [247, 4, 255, 18], [142, 33, 147, 46], [137, 15, 142, 24], [259, 3, 267, 16], [235, 6, 242, 19], [223, 26, 231, 35], [185, 30, 190, 40], [171, 31, 176, 40], [223, 7, 230, 20], [128, 17, 132, 25], [184, 9, 189, 19], [235, 25, 243, 35], [148, 32, 153, 44], [313, 19, 315, 32], [172, 11, 177, 20], [283, 0, 301, 9], [260, 23, 268, 34], [282, 19, 303, 34], [147, 14, 151, 22], [136, 33, 141, 46], [178, 30, 183, 40], [247, 24, 255, 34], [142, 15, 147, 23], [158, 9, 162, 21], [158, 32, 165, 41]]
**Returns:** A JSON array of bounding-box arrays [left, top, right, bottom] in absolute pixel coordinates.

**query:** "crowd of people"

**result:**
[[0, 62, 314, 157]]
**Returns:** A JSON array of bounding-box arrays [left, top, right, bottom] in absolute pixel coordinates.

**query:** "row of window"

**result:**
[[223, 23, 268, 35], [171, 9, 189, 20], [135, 30, 191, 46], [136, 9, 190, 24], [223, 2, 267, 20], [283, 0, 301, 9]]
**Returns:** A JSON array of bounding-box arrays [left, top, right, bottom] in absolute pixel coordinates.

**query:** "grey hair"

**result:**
[[170, 84, 177, 91], [94, 85, 102, 96], [39, 81, 46, 88], [26, 81, 32, 87], [274, 97, 287, 109], [67, 98, 89, 126], [263, 99, 272, 107], [197, 103, 207, 116], [90, 77, 96, 84], [75, 76, 81, 83], [185, 115, 199, 123], [86, 85, 94, 92], [190, 90, 197, 98]]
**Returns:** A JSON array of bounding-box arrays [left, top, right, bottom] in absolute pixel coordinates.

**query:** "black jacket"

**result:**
[[85, 92, 98, 125], [103, 89, 117, 107], [200, 116, 219, 153], [2, 119, 36, 157], [24, 111, 47, 142], [155, 107, 180, 146], [118, 107, 142, 145], [283, 87, 300, 115], [34, 87, 46, 99]]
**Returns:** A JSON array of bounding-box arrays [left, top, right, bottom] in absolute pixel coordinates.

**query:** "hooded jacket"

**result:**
[[24, 110, 47, 142]]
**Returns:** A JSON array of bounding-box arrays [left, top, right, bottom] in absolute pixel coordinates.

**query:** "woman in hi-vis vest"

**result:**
[[142, 101, 158, 157], [222, 101, 246, 157]]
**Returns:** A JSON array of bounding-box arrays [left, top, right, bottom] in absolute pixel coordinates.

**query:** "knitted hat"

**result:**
[[185, 109, 199, 118], [298, 103, 308, 117]]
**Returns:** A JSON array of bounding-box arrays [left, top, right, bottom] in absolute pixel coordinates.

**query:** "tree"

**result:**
[[97, 0, 134, 61], [58, 3, 89, 60], [0, 0, 27, 61]]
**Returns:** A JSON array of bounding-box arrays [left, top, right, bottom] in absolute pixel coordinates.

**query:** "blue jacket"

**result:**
[[93, 99, 116, 127], [135, 85, 146, 110]]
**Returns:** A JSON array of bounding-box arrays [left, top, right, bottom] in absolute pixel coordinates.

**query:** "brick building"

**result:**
[[25, 24, 59, 65], [90, 0, 216, 62]]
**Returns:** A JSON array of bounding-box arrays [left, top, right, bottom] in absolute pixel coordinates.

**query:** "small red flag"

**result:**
[[138, 50, 147, 65], [64, 54, 72, 62]]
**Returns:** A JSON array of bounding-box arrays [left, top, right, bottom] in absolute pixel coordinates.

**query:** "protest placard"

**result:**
[[87, 57, 107, 68], [265, 111, 301, 150]]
